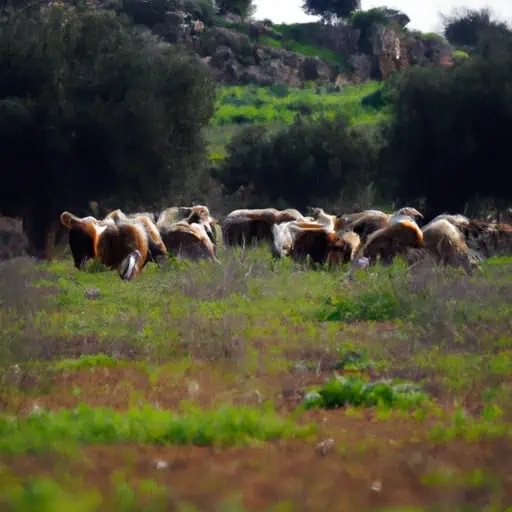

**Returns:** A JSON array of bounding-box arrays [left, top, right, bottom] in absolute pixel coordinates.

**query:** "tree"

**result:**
[[215, 115, 382, 210], [442, 7, 509, 48], [215, 0, 255, 19], [0, 3, 215, 257], [302, 0, 361, 23], [380, 25, 512, 217]]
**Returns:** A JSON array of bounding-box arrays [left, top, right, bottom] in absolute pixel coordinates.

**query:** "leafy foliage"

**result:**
[[443, 7, 510, 48], [215, 113, 384, 209], [303, 375, 427, 410], [302, 0, 361, 22], [215, 0, 255, 18]]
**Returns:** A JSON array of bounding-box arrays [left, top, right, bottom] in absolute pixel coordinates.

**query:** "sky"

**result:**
[[254, 0, 512, 33]]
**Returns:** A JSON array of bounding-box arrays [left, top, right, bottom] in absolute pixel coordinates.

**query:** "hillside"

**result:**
[[136, 3, 455, 163], [206, 80, 387, 163], [154, 5, 455, 87]]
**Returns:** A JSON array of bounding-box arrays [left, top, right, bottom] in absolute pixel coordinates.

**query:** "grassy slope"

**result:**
[[206, 81, 387, 162], [0, 250, 511, 511], [204, 16, 401, 161]]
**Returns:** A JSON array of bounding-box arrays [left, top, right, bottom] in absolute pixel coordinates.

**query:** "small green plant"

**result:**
[[452, 49, 470, 63], [429, 406, 511, 443], [303, 375, 427, 410], [332, 343, 376, 370], [421, 32, 447, 43], [319, 288, 406, 322], [0, 475, 102, 512], [53, 354, 121, 372]]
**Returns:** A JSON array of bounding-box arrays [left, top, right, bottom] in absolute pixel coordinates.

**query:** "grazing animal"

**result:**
[[271, 221, 295, 258], [157, 205, 219, 247], [421, 218, 483, 274], [356, 217, 424, 265], [427, 214, 512, 258], [339, 207, 423, 242], [184, 205, 219, 249], [308, 207, 342, 232], [339, 231, 362, 262], [271, 217, 336, 260], [222, 208, 304, 247], [285, 222, 353, 268], [60, 211, 149, 280], [104, 209, 167, 265], [156, 207, 193, 227], [159, 220, 219, 262], [60, 212, 111, 269], [128, 215, 167, 265]]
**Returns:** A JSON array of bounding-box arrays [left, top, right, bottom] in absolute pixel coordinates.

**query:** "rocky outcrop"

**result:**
[[346, 25, 453, 82], [142, 4, 454, 87], [406, 35, 454, 68], [197, 27, 333, 87], [370, 24, 411, 81]]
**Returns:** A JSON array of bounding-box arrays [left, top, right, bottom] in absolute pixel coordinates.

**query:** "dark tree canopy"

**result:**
[[442, 7, 510, 47], [380, 28, 512, 217], [302, 0, 361, 22], [0, 3, 215, 255], [215, 0, 255, 18], [215, 115, 382, 210]]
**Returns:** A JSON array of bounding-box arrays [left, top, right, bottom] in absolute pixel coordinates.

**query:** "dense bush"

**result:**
[[0, 4, 215, 256], [302, 0, 361, 22], [214, 114, 383, 209], [443, 7, 510, 48], [215, 0, 255, 18], [120, 0, 215, 36], [380, 28, 512, 215]]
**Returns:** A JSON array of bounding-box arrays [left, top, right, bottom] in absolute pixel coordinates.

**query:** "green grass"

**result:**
[[0, 403, 314, 454], [211, 82, 387, 127], [259, 35, 346, 67], [0, 250, 511, 510]]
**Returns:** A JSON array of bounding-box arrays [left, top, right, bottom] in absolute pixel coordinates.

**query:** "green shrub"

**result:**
[[452, 49, 470, 63], [421, 32, 447, 43], [215, 113, 384, 209], [184, 0, 216, 26], [303, 375, 428, 410]]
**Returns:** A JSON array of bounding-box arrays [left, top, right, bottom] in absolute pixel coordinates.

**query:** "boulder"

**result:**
[[348, 53, 372, 83], [301, 57, 332, 82]]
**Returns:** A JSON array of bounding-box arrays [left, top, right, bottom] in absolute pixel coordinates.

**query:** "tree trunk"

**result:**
[[22, 206, 60, 260]]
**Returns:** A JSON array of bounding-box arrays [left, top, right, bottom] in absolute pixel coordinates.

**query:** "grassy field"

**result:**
[[206, 82, 387, 161], [0, 246, 511, 511]]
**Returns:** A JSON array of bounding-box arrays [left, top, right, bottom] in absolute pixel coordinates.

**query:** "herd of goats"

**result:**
[[59, 204, 512, 281]]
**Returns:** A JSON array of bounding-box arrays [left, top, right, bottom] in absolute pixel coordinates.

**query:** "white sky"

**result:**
[[254, 0, 512, 33]]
